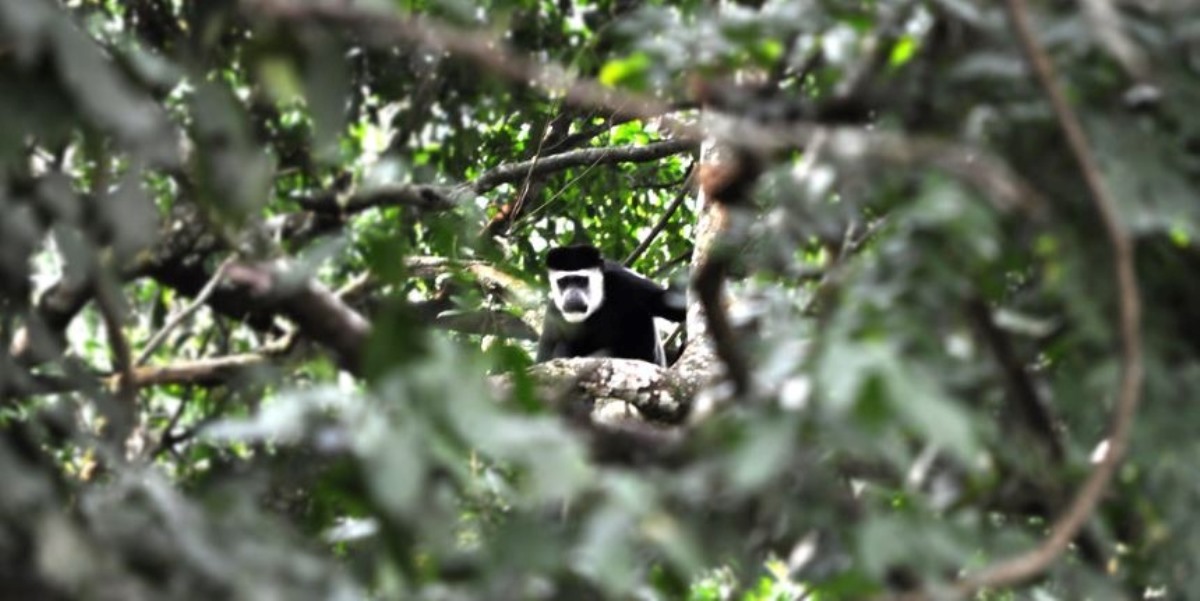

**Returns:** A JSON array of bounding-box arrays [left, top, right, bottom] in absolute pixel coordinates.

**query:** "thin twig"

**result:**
[[951, 0, 1144, 594], [965, 296, 1064, 462], [94, 267, 139, 447], [472, 139, 696, 192], [136, 258, 234, 366], [504, 151, 611, 233], [624, 163, 695, 268], [662, 323, 685, 357], [96, 275, 135, 394], [487, 113, 562, 237], [334, 271, 373, 299], [150, 385, 194, 459], [543, 113, 642, 155], [153, 391, 231, 460]]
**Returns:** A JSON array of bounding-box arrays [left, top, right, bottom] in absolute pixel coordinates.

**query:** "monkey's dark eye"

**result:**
[[558, 276, 588, 288]]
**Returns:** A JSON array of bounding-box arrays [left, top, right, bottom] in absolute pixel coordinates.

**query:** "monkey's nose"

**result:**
[[562, 296, 588, 313]]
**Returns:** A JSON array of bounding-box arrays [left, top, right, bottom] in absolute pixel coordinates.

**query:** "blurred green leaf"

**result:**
[[599, 53, 651, 89]]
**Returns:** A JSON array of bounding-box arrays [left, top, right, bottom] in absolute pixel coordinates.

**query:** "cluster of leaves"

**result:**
[[1, 0, 1199, 599]]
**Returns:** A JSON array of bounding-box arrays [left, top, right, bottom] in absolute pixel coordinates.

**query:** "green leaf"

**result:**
[[888, 34, 919, 67], [599, 53, 651, 89]]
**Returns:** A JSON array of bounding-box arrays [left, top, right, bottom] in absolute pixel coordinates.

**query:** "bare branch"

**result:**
[[406, 256, 536, 303], [432, 310, 538, 341], [127, 352, 279, 387], [542, 114, 640, 155], [471, 139, 697, 193], [692, 252, 750, 397], [95, 273, 137, 401], [624, 163, 695, 268], [87, 265, 142, 454], [225, 262, 372, 374], [298, 183, 459, 214], [136, 258, 234, 366], [526, 357, 697, 423]]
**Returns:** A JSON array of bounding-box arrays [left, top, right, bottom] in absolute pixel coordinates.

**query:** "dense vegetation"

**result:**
[[1, 0, 1198, 598]]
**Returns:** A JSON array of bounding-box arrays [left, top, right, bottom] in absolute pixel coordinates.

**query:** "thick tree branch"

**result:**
[[225, 262, 371, 374], [692, 252, 748, 396], [684, 139, 761, 400], [298, 183, 459, 213], [527, 357, 695, 424]]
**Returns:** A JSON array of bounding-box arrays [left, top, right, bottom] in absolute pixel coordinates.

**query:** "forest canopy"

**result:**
[[1, 0, 1199, 599]]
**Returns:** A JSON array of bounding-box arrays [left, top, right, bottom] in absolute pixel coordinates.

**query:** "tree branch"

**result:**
[[225, 262, 371, 374], [706, 118, 1048, 219], [128, 352, 279, 387], [924, 0, 1145, 595], [297, 183, 459, 214], [526, 357, 695, 424], [624, 163, 695, 268], [471, 139, 696, 193], [136, 257, 234, 366], [964, 296, 1064, 462], [94, 269, 138, 443], [405, 256, 535, 301]]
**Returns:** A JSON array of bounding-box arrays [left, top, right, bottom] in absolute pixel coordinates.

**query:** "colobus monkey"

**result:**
[[536, 244, 686, 366]]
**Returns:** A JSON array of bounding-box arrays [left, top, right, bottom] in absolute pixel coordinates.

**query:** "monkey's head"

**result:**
[[546, 245, 605, 323]]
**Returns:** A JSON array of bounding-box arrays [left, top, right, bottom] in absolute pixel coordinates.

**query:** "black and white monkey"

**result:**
[[536, 244, 686, 366]]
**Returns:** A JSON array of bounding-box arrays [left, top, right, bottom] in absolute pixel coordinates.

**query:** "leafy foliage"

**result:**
[[0, 0, 1198, 599]]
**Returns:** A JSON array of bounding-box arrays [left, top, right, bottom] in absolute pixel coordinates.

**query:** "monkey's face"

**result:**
[[550, 268, 604, 323]]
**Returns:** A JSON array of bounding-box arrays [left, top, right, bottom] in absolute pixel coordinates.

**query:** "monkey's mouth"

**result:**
[[562, 298, 588, 314]]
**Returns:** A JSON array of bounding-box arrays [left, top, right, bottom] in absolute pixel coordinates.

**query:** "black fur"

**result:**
[[546, 245, 602, 271], [536, 245, 686, 366]]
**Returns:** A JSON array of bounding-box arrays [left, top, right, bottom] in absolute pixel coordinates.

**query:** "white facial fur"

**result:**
[[550, 268, 604, 323]]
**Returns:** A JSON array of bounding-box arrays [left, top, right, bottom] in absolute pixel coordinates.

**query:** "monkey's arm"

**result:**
[[608, 262, 687, 322], [653, 285, 688, 322]]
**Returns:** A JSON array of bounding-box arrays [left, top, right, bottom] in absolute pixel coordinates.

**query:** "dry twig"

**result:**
[[136, 258, 234, 366], [624, 163, 696, 268]]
